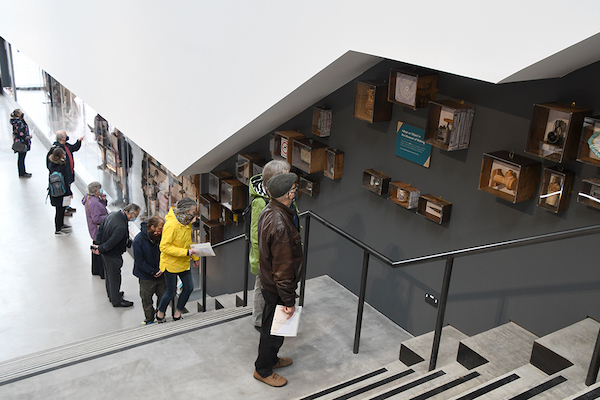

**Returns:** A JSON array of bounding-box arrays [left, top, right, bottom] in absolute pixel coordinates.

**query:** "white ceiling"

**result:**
[[1, 1, 600, 175]]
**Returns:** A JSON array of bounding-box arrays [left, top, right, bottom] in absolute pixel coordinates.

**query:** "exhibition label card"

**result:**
[[395, 122, 431, 168]]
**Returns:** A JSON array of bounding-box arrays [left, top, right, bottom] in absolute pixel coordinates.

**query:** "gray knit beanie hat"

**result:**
[[266, 173, 298, 198]]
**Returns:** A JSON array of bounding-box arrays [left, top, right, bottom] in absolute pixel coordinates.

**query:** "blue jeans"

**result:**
[[157, 269, 193, 313]]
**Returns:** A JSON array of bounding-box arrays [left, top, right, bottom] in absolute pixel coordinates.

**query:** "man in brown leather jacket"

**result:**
[[253, 173, 302, 387]]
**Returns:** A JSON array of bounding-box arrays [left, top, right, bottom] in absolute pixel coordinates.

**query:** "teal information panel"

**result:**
[[395, 122, 431, 168]]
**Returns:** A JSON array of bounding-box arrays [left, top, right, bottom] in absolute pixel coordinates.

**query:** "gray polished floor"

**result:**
[[0, 93, 412, 399]]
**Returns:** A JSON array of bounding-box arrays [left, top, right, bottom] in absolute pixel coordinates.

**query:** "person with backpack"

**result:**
[[247, 160, 299, 331], [48, 147, 72, 236], [47, 130, 84, 215]]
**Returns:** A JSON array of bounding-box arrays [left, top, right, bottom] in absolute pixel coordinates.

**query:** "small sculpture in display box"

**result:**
[[220, 178, 247, 211], [353, 81, 392, 123], [299, 175, 319, 197], [424, 99, 475, 151], [236, 153, 264, 186], [537, 167, 574, 213], [417, 194, 451, 224], [362, 169, 391, 196], [576, 116, 600, 166], [199, 193, 221, 222], [292, 138, 327, 174], [577, 178, 600, 210], [388, 68, 438, 110], [525, 102, 591, 163], [324, 148, 344, 180], [207, 170, 232, 202], [271, 130, 305, 164], [478, 151, 541, 203], [312, 107, 332, 137], [388, 181, 420, 209]]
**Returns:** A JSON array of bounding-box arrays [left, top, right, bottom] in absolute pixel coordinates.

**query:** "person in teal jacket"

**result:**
[[248, 160, 299, 330]]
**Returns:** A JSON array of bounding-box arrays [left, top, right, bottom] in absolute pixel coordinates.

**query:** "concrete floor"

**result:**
[[0, 93, 412, 399]]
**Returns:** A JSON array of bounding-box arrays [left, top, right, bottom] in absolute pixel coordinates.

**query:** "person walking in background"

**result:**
[[133, 215, 166, 325], [248, 160, 295, 332], [10, 109, 32, 178], [155, 197, 200, 323], [92, 204, 140, 308], [82, 181, 109, 278], [48, 147, 72, 236], [48, 130, 84, 215]]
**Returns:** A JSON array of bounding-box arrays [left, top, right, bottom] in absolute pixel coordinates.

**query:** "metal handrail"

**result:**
[[199, 210, 600, 385]]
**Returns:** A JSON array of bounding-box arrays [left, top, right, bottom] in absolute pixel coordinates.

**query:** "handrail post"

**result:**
[[201, 256, 207, 312], [299, 213, 311, 307], [354, 250, 370, 354], [243, 238, 249, 306], [586, 328, 600, 385], [429, 256, 454, 371]]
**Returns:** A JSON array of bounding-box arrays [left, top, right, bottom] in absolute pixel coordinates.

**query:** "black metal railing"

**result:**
[[196, 210, 600, 385]]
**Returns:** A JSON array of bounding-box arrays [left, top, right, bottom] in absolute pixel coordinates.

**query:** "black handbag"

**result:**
[[12, 142, 26, 153]]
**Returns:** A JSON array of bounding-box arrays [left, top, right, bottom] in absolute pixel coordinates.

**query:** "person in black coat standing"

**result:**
[[48, 148, 73, 236], [132, 216, 166, 324], [10, 109, 32, 178], [92, 203, 140, 307]]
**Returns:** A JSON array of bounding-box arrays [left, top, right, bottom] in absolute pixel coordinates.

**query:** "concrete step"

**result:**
[[399, 325, 468, 372]]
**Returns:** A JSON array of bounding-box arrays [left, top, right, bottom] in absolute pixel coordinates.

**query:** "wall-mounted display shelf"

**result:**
[[199, 193, 221, 222], [324, 148, 344, 180], [577, 178, 600, 210], [417, 194, 452, 224], [353, 81, 392, 123], [537, 167, 574, 213], [220, 178, 246, 211], [201, 219, 224, 244], [236, 153, 264, 186], [312, 107, 332, 137], [292, 138, 327, 174], [525, 102, 591, 163], [362, 169, 391, 196], [299, 175, 319, 197], [388, 68, 438, 109], [424, 99, 475, 151], [207, 170, 232, 202], [577, 116, 600, 166], [478, 151, 541, 203], [271, 130, 305, 164], [388, 181, 420, 209]]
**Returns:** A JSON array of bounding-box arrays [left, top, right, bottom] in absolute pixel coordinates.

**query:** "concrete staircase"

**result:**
[[300, 318, 600, 400]]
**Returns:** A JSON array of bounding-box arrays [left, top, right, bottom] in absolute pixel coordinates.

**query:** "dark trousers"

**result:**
[[91, 251, 105, 278], [54, 205, 66, 232], [255, 289, 285, 378], [17, 151, 27, 176], [157, 269, 193, 314], [102, 254, 124, 306], [139, 278, 167, 321]]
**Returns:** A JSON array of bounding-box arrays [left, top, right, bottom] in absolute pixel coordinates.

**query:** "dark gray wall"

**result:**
[[206, 59, 600, 338]]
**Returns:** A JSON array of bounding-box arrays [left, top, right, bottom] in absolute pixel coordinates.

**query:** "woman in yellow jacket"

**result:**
[[156, 197, 200, 322]]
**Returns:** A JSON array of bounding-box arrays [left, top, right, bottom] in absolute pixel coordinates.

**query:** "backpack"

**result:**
[[48, 171, 67, 197], [242, 197, 268, 241]]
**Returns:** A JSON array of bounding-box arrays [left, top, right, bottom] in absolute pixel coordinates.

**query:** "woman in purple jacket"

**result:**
[[82, 181, 109, 278]]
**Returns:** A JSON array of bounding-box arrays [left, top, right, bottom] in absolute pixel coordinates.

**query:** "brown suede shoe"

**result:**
[[253, 370, 288, 387], [273, 357, 293, 369]]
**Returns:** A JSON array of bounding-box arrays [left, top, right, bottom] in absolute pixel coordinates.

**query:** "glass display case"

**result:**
[[353, 81, 392, 123], [424, 99, 475, 151], [312, 107, 332, 137], [417, 194, 452, 224], [388, 181, 420, 209], [478, 151, 541, 203], [388, 68, 437, 109], [324, 148, 344, 180], [362, 169, 391, 196], [291, 138, 327, 174], [537, 167, 574, 213]]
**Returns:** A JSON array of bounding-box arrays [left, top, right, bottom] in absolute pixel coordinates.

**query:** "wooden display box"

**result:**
[[201, 219, 224, 244], [388, 68, 438, 109], [324, 148, 344, 180], [292, 138, 327, 174], [417, 194, 452, 224], [353, 81, 392, 123], [577, 178, 600, 210], [388, 181, 420, 209], [424, 99, 475, 151], [478, 151, 541, 203], [271, 130, 305, 164], [207, 170, 232, 202], [253, 162, 264, 177], [312, 107, 332, 137], [236, 153, 264, 186], [525, 102, 591, 163], [362, 169, 391, 196], [537, 167, 574, 213], [299, 175, 319, 197], [220, 178, 246, 211], [199, 193, 221, 222], [577, 116, 600, 166]]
